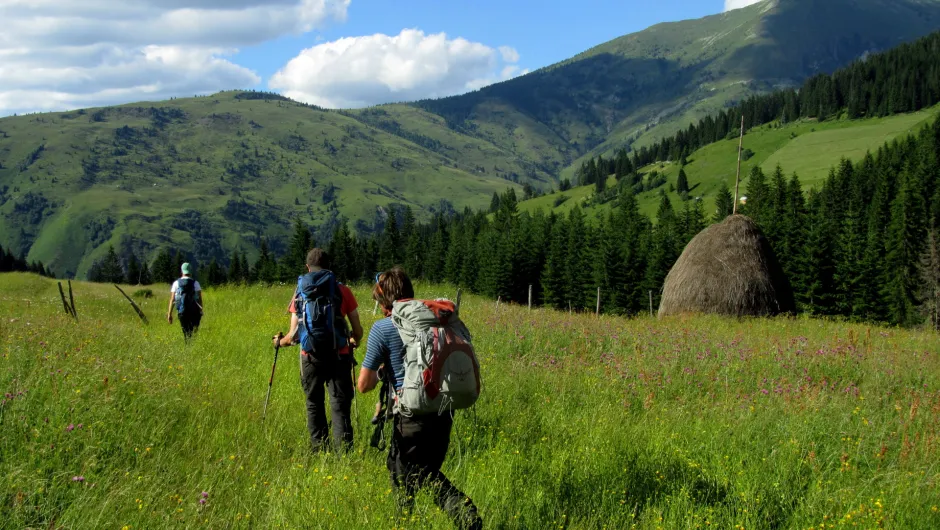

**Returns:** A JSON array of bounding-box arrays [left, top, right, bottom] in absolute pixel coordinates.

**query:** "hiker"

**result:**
[[358, 267, 483, 530], [167, 262, 203, 339], [273, 248, 363, 453]]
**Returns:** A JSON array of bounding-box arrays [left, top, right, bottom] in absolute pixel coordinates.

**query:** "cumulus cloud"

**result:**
[[269, 29, 525, 108], [724, 0, 765, 11], [0, 0, 349, 115]]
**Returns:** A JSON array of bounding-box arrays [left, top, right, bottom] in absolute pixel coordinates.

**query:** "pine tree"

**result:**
[[206, 258, 226, 286], [282, 218, 313, 280], [152, 248, 175, 284], [565, 207, 591, 310], [328, 221, 355, 282], [89, 245, 124, 283], [644, 195, 679, 308], [228, 249, 243, 284], [541, 218, 568, 310], [125, 254, 142, 285], [918, 228, 940, 330], [882, 166, 927, 326], [797, 190, 837, 314], [676, 168, 690, 196], [138, 260, 153, 285], [713, 182, 734, 222], [378, 209, 401, 270], [254, 239, 278, 284], [742, 166, 770, 226], [426, 213, 449, 283]]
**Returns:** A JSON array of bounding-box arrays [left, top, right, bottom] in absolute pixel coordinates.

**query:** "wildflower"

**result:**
[[199, 498, 207, 505], [202, 491, 209, 498], [72, 476, 85, 482], [66, 424, 75, 432]]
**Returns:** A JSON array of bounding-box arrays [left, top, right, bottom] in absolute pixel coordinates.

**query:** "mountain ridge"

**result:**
[[3, 0, 940, 277]]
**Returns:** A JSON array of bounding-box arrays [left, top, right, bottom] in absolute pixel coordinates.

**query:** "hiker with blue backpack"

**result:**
[[358, 267, 483, 530], [273, 248, 363, 453], [167, 262, 203, 340]]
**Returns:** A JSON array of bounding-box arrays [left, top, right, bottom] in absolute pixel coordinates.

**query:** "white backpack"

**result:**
[[391, 299, 482, 416]]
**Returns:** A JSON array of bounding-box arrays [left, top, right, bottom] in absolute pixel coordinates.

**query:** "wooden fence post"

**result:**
[[455, 289, 462, 316], [649, 290, 653, 317], [528, 285, 533, 311], [496, 296, 501, 313], [596, 287, 601, 316], [67, 280, 77, 320]]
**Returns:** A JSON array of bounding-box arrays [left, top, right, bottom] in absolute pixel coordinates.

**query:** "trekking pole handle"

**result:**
[[269, 333, 283, 385]]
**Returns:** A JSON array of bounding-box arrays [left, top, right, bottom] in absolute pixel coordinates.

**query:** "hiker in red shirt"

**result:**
[[273, 248, 363, 452]]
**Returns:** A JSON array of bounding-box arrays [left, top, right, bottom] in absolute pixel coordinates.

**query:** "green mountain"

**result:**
[[3, 0, 940, 277]]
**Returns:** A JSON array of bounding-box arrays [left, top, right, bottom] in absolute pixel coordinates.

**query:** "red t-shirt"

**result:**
[[288, 284, 358, 355]]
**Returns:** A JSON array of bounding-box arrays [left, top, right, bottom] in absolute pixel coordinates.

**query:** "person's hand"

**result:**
[[349, 337, 358, 349], [272, 333, 284, 348], [167, 314, 173, 324]]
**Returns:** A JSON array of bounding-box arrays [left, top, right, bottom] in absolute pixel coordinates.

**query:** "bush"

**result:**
[[133, 289, 154, 299], [553, 195, 570, 207]]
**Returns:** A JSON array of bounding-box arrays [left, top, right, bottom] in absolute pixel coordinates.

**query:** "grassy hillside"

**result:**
[[0, 93, 530, 277], [520, 106, 940, 220], [4, 0, 940, 277], [2, 273, 939, 528], [417, 0, 940, 181]]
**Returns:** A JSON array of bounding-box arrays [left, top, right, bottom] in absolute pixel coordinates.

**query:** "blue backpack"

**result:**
[[296, 270, 348, 359], [175, 278, 199, 316]]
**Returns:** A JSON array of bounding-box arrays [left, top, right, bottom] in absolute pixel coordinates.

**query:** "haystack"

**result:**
[[658, 214, 795, 318]]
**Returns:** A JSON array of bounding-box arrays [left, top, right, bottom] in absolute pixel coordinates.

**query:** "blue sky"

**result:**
[[239, 0, 724, 83], [0, 0, 761, 115]]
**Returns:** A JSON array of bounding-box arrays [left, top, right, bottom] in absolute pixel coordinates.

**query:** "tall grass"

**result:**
[[1, 273, 938, 528]]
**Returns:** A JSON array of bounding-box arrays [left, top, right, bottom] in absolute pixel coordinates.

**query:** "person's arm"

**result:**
[[358, 367, 379, 393], [167, 289, 175, 324], [347, 309, 364, 348], [357, 329, 384, 393], [196, 286, 204, 316], [274, 313, 299, 348]]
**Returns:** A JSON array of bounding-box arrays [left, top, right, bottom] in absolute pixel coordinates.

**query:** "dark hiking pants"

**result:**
[[299, 353, 354, 452], [388, 414, 482, 530], [178, 312, 201, 339]]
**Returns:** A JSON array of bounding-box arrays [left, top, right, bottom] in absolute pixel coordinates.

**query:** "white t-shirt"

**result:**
[[170, 277, 202, 294]]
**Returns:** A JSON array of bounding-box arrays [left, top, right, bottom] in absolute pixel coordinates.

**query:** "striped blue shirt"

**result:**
[[363, 318, 405, 389]]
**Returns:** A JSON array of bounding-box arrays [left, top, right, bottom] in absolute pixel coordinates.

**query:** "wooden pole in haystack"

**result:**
[[733, 114, 745, 215]]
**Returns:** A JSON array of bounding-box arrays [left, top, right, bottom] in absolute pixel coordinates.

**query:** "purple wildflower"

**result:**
[[72, 476, 85, 482], [66, 424, 75, 432]]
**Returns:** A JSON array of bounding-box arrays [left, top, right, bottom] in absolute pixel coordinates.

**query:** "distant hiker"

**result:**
[[273, 248, 363, 453], [358, 267, 482, 530], [167, 262, 203, 340]]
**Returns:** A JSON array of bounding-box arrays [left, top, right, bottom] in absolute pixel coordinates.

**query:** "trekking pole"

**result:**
[[262, 333, 283, 424], [351, 342, 360, 430]]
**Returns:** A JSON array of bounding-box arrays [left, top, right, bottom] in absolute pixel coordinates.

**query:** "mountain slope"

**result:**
[[4, 0, 940, 277], [402, 0, 940, 179], [0, 94, 533, 277]]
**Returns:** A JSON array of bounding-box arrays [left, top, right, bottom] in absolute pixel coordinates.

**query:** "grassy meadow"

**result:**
[[521, 106, 940, 221], [1, 273, 939, 529]]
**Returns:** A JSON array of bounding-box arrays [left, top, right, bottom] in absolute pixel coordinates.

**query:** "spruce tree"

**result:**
[[541, 218, 568, 310], [152, 248, 175, 284], [283, 218, 313, 280], [676, 168, 690, 197], [713, 182, 734, 222], [919, 228, 940, 330], [378, 209, 402, 270], [228, 250, 243, 284], [426, 213, 449, 283], [882, 166, 927, 326], [125, 254, 142, 285]]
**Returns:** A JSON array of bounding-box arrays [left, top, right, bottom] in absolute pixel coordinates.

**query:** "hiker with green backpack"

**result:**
[[273, 248, 363, 453], [357, 267, 483, 530], [167, 262, 203, 340]]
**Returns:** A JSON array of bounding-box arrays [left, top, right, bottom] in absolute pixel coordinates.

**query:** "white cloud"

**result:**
[[0, 0, 349, 115], [269, 29, 524, 108], [724, 0, 764, 11]]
